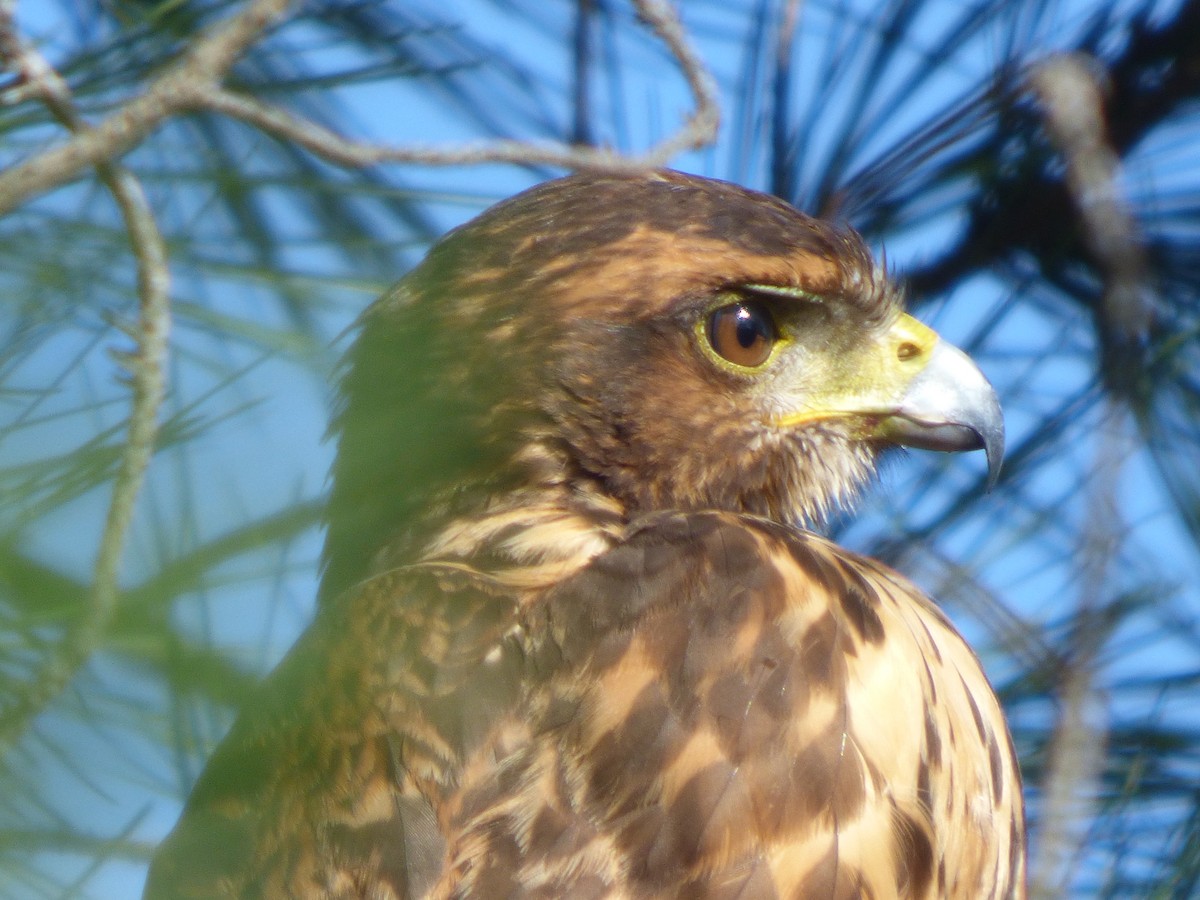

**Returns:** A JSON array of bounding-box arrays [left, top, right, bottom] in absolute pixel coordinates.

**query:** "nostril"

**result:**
[[897, 341, 922, 361]]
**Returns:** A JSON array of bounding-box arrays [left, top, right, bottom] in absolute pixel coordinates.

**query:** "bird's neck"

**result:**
[[416, 436, 627, 591], [338, 434, 626, 596]]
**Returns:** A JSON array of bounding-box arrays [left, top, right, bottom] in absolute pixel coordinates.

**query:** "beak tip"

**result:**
[[984, 430, 1004, 492], [977, 383, 1005, 492]]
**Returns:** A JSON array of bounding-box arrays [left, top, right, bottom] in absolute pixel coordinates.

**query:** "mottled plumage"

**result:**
[[147, 170, 1025, 898]]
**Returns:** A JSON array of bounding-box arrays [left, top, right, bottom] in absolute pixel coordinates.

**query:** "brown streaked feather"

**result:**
[[434, 512, 1024, 899], [144, 566, 522, 899]]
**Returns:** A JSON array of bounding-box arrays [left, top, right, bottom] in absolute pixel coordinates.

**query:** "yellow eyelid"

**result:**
[[741, 283, 825, 303]]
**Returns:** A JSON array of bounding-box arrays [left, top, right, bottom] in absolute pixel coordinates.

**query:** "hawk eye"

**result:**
[[706, 301, 777, 368]]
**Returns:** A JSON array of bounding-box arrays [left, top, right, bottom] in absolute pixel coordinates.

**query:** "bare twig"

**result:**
[[0, 0, 718, 222], [1029, 54, 1152, 390], [1029, 55, 1146, 324], [0, 0, 295, 217], [0, 0, 171, 748], [198, 0, 718, 172], [632, 0, 720, 160], [1027, 53, 1147, 897]]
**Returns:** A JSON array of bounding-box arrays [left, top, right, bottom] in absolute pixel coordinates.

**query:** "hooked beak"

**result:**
[[878, 339, 1005, 489], [772, 313, 1005, 489]]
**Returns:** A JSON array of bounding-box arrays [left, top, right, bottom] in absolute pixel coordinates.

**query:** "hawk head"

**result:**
[[322, 170, 1002, 599]]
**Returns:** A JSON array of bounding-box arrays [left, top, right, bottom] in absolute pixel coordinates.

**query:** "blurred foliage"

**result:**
[[0, 0, 1198, 896]]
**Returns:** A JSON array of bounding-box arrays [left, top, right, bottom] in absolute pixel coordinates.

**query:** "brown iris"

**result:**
[[706, 300, 777, 368]]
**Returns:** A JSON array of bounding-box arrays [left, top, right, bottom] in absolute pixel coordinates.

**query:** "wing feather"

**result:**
[[437, 512, 1024, 898], [145, 568, 520, 899], [147, 512, 1023, 899]]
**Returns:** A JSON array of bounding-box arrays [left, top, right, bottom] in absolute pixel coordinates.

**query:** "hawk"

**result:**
[[146, 170, 1025, 898]]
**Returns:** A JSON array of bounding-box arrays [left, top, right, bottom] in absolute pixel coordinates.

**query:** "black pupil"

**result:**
[[735, 306, 763, 347]]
